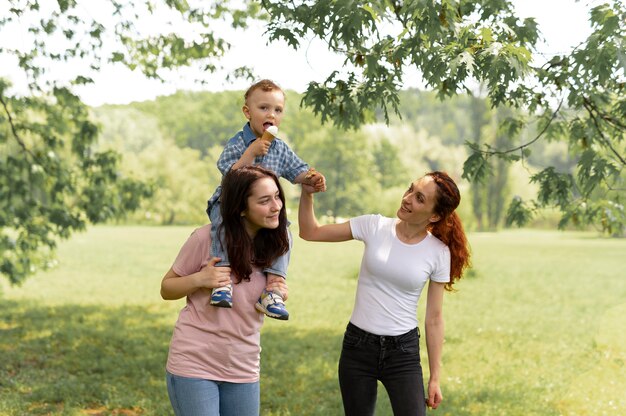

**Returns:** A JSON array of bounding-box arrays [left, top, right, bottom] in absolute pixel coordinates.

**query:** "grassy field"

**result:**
[[1, 226, 625, 415]]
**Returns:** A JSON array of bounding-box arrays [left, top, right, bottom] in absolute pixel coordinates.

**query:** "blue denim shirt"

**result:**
[[207, 123, 309, 209]]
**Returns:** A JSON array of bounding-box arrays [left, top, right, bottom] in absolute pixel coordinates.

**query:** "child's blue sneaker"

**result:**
[[210, 284, 232, 308], [255, 290, 289, 320]]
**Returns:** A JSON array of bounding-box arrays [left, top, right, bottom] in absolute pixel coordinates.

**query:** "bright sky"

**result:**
[[0, 0, 599, 106]]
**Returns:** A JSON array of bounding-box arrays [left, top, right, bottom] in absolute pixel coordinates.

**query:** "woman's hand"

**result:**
[[266, 275, 288, 301], [426, 379, 443, 409], [301, 183, 317, 195], [304, 170, 327, 192], [160, 257, 232, 300], [197, 257, 232, 289], [296, 169, 326, 193]]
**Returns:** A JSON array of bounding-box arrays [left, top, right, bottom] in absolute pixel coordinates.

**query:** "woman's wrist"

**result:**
[[301, 186, 315, 197], [189, 272, 206, 290], [428, 375, 440, 384]]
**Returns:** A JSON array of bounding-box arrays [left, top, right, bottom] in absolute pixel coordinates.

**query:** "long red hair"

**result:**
[[426, 171, 471, 290]]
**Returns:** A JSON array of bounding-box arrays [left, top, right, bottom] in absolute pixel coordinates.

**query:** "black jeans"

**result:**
[[338, 322, 426, 416]]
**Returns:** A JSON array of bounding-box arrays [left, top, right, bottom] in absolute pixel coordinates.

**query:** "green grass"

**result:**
[[1, 226, 625, 415]]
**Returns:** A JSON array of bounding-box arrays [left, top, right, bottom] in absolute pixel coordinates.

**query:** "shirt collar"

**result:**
[[242, 123, 257, 145]]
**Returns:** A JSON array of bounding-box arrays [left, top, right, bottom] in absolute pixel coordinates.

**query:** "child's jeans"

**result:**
[[207, 200, 290, 278]]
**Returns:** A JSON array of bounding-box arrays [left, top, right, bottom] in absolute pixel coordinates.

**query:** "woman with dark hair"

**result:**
[[299, 171, 471, 416], [161, 165, 291, 416]]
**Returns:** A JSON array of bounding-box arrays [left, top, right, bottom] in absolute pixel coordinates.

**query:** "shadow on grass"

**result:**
[[0, 299, 173, 415], [260, 326, 345, 416], [0, 300, 349, 416], [1, 300, 425, 416]]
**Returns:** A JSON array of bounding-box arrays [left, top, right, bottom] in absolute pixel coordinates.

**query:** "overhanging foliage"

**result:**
[[1, 0, 624, 284]]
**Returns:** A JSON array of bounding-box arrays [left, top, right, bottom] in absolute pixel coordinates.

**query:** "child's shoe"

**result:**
[[210, 284, 233, 308], [255, 290, 289, 320]]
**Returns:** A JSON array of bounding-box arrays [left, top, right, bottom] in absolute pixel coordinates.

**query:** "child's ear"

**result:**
[[242, 105, 251, 120]]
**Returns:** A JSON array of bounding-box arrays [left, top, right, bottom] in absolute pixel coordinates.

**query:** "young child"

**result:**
[[206, 79, 326, 320]]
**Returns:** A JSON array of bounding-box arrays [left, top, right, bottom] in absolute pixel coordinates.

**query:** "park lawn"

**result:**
[[1, 226, 625, 415]]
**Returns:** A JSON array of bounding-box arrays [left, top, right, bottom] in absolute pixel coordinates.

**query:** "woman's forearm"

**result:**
[[425, 280, 446, 382], [160, 268, 202, 300], [161, 259, 231, 300], [298, 190, 319, 240], [298, 187, 353, 242], [425, 316, 444, 382]]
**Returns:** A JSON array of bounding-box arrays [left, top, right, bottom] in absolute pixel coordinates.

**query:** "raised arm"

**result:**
[[217, 136, 270, 174], [424, 280, 446, 409], [298, 185, 353, 242], [231, 139, 270, 170]]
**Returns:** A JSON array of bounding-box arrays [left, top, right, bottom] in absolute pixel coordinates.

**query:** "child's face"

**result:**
[[242, 88, 285, 137]]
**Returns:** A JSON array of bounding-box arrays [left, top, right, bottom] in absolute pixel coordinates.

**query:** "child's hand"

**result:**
[[304, 168, 326, 192], [247, 138, 271, 157]]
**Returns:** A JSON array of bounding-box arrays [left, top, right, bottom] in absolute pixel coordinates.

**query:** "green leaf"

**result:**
[[110, 52, 125, 63], [505, 196, 534, 227], [362, 4, 378, 21], [530, 168, 573, 208], [462, 150, 490, 183]]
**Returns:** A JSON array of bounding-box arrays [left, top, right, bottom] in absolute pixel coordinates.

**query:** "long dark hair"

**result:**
[[219, 166, 289, 283], [426, 171, 471, 290]]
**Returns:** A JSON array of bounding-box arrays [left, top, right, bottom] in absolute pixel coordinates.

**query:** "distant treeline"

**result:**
[[93, 89, 575, 230]]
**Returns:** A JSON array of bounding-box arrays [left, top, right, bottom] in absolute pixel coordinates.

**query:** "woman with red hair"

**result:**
[[299, 171, 470, 416]]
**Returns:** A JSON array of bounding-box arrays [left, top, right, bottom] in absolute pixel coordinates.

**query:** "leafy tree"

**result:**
[[93, 106, 164, 153], [0, 0, 261, 284], [94, 106, 218, 225], [262, 0, 625, 235], [469, 98, 513, 231], [3, 0, 624, 286], [0, 80, 152, 284], [373, 137, 408, 189], [299, 127, 377, 217], [388, 89, 475, 147], [122, 140, 217, 225], [132, 90, 245, 153]]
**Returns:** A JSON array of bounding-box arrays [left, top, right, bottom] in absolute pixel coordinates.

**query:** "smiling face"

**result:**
[[242, 88, 285, 138], [397, 176, 441, 226], [242, 177, 284, 236]]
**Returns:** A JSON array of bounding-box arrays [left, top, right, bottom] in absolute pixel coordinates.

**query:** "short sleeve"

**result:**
[[217, 136, 247, 175], [172, 226, 212, 277], [275, 141, 308, 183], [349, 214, 380, 242], [430, 245, 451, 283]]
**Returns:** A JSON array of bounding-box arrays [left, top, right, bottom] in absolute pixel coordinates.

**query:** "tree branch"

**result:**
[[0, 94, 37, 160], [582, 99, 626, 166], [478, 99, 563, 156]]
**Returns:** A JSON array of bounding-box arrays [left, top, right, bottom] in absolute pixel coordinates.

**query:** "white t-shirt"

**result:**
[[349, 214, 451, 336]]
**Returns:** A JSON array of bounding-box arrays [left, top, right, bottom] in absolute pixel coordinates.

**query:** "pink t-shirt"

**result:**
[[165, 225, 266, 382]]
